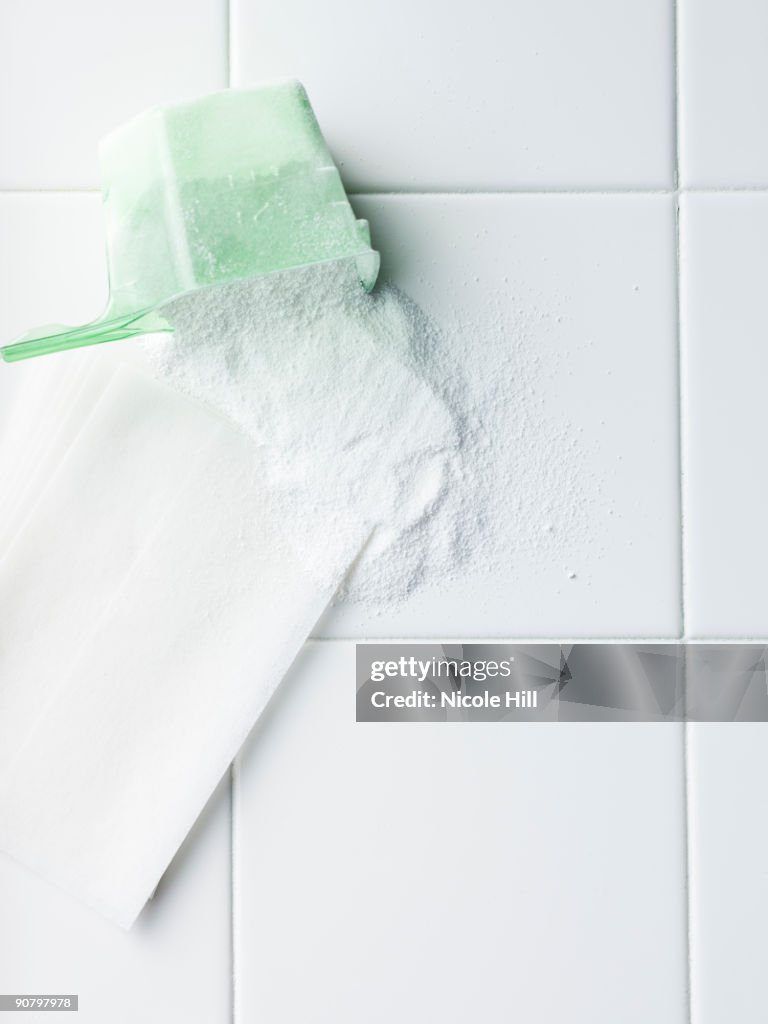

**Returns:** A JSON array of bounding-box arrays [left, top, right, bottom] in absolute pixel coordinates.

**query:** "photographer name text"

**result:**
[[369, 689, 538, 710]]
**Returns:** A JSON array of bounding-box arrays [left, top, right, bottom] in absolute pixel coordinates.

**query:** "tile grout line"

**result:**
[[677, 209, 696, 1024], [352, 188, 676, 196], [225, 3, 241, 1021], [313, 636, 692, 644], [3, 186, 768, 196], [312, 636, 768, 644], [230, 761, 240, 1024], [225, 0, 232, 89], [225, 4, 236, 1024], [673, 1, 695, 1022], [311, 635, 768, 643]]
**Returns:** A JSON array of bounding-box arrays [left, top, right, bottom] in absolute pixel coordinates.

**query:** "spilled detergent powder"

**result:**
[[147, 260, 479, 606], [147, 258, 593, 608]]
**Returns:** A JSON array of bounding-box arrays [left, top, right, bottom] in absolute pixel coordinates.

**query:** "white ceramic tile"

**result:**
[[231, 0, 674, 190], [0, 193, 108, 340], [318, 194, 680, 638], [679, 0, 768, 187], [0, 777, 231, 1023], [681, 194, 768, 637], [688, 723, 768, 1024], [0, 0, 227, 188], [235, 641, 688, 1024]]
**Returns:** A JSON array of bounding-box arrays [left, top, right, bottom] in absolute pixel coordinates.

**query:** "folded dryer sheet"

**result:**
[[0, 365, 366, 927]]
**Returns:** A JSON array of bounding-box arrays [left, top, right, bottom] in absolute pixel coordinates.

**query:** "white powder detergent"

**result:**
[[147, 259, 477, 605]]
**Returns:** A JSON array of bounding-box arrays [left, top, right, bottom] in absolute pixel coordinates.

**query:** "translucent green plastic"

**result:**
[[1, 81, 379, 362]]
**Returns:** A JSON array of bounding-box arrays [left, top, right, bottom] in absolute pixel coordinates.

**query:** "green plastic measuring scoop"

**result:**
[[1, 81, 379, 362]]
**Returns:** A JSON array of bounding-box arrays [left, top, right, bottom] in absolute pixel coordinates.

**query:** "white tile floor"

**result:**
[[320, 194, 681, 638], [0, 781, 232, 1024], [0, 0, 228, 188], [235, 643, 687, 1024], [1, 0, 767, 1020], [679, 0, 768, 187], [680, 192, 768, 638], [231, 0, 675, 190]]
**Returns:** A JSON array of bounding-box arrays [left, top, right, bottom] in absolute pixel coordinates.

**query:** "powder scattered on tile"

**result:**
[[148, 257, 593, 609], [148, 260, 473, 606]]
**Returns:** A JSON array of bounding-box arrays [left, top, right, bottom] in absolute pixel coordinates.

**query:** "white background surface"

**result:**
[[0, 0, 766, 1021]]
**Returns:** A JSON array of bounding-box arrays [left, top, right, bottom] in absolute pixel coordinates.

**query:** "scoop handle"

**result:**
[[0, 311, 171, 363]]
